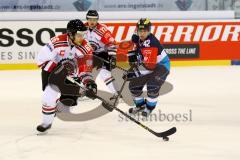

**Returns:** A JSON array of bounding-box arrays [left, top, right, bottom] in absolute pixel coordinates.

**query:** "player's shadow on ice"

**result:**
[[56, 69, 173, 122]]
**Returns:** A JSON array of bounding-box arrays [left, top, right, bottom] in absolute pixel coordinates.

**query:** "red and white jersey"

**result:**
[[85, 22, 116, 52], [36, 34, 93, 77]]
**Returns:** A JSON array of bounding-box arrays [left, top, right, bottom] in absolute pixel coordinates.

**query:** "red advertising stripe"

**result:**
[[105, 21, 240, 61]]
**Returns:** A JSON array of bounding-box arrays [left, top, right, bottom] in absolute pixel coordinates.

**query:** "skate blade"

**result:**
[[36, 131, 48, 136], [129, 108, 145, 115]]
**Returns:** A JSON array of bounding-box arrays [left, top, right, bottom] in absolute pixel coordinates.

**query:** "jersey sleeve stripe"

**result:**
[[78, 45, 88, 55], [94, 29, 104, 37], [52, 40, 68, 44], [53, 44, 68, 48], [53, 42, 68, 46], [43, 61, 57, 72]]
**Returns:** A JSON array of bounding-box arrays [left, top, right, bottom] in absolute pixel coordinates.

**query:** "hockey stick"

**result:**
[[92, 53, 128, 72], [67, 73, 177, 141]]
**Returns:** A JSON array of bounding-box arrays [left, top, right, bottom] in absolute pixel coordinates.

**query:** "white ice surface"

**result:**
[[0, 66, 240, 160]]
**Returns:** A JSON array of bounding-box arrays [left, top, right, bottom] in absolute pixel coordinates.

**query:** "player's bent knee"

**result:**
[[42, 86, 59, 106], [130, 89, 143, 97], [147, 91, 159, 98]]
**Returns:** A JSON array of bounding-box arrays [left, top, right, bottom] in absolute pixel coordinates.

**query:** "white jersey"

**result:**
[[85, 22, 116, 53], [37, 34, 94, 128], [36, 34, 93, 76]]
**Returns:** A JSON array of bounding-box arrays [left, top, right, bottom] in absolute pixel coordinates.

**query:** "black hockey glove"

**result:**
[[109, 55, 116, 70], [84, 79, 97, 99], [107, 44, 117, 70], [122, 66, 142, 81], [128, 50, 138, 65], [106, 44, 117, 56], [127, 50, 143, 67]]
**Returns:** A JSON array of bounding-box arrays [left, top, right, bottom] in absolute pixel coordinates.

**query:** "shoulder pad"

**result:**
[[51, 34, 68, 48]]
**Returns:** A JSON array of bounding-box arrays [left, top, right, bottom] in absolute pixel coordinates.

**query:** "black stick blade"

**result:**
[[154, 127, 177, 138]]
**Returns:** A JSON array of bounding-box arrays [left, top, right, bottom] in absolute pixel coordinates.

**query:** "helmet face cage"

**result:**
[[67, 19, 87, 40], [136, 18, 151, 32], [86, 10, 99, 20]]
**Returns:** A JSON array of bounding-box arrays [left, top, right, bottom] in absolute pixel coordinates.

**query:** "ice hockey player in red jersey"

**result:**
[[85, 10, 118, 98], [126, 18, 170, 117], [36, 19, 96, 132]]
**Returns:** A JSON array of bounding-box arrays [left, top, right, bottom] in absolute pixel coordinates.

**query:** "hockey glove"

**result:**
[[84, 79, 97, 99]]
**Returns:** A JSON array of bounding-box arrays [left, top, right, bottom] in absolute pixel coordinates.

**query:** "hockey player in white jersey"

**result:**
[[85, 10, 118, 97], [36, 19, 96, 132]]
